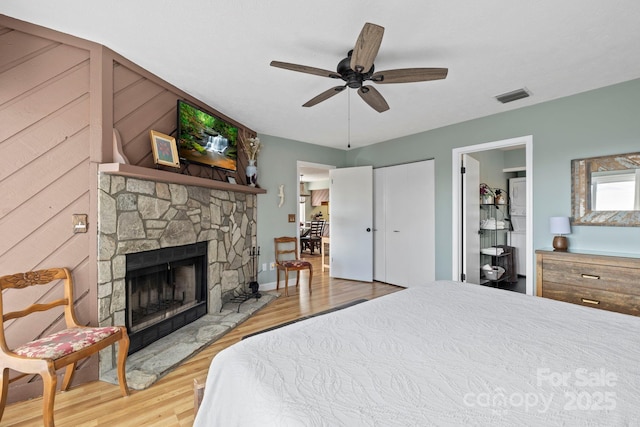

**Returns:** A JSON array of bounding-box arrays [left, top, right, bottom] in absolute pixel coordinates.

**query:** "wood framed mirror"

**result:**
[[571, 151, 640, 226]]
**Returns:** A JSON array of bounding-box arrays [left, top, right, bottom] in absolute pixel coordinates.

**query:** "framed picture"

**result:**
[[149, 130, 180, 168], [227, 176, 237, 184]]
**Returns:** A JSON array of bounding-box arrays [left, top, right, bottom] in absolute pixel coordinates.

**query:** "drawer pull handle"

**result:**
[[581, 274, 600, 280], [581, 298, 600, 305]]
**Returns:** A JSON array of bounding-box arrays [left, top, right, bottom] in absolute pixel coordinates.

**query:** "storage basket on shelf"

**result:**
[[482, 264, 505, 280]]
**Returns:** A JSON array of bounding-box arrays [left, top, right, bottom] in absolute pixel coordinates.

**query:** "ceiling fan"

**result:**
[[270, 22, 448, 113]]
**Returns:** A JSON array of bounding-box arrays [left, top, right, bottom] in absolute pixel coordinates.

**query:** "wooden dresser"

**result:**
[[536, 249, 640, 316]]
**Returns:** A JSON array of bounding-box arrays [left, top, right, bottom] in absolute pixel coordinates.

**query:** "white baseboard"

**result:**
[[258, 275, 306, 291], [259, 281, 277, 291]]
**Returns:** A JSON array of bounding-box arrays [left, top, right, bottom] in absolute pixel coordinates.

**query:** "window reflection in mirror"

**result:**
[[571, 151, 640, 226], [591, 170, 640, 211]]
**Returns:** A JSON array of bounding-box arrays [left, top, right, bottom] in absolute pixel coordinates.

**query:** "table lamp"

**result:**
[[550, 216, 571, 251]]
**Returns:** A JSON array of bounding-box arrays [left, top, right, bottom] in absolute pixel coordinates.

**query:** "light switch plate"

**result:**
[[72, 214, 88, 233], [288, 214, 296, 223]]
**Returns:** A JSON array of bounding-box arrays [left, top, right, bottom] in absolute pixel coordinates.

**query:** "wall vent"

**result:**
[[495, 88, 531, 104]]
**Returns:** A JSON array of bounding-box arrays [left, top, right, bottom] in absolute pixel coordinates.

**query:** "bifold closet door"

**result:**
[[405, 160, 434, 286], [373, 168, 386, 282], [384, 164, 410, 285], [375, 160, 435, 287]]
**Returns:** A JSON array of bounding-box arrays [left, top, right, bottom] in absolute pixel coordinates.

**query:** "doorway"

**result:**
[[297, 161, 334, 231], [451, 135, 534, 295], [297, 161, 334, 263], [297, 162, 376, 283]]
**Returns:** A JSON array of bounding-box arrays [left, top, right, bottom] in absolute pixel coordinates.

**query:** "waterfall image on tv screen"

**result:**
[[177, 100, 238, 172]]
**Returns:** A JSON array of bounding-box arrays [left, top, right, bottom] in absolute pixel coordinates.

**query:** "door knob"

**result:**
[[366, 227, 371, 232]]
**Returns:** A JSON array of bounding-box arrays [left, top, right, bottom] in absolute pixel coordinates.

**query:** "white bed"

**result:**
[[194, 281, 640, 426]]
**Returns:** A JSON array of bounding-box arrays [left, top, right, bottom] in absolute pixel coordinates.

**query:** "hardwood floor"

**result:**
[[2, 256, 402, 426]]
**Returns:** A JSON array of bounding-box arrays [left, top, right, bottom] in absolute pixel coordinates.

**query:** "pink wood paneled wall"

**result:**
[[0, 14, 256, 403], [0, 19, 95, 402], [113, 63, 173, 167], [111, 60, 255, 181]]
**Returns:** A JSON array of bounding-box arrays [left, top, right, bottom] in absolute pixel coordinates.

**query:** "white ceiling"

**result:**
[[299, 165, 333, 183], [3, 1, 640, 150]]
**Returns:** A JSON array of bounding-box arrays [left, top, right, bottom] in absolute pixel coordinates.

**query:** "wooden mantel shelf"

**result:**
[[99, 163, 267, 194]]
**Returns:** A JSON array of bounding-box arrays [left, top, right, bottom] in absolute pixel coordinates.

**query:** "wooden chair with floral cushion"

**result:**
[[274, 237, 313, 297], [0, 267, 130, 427]]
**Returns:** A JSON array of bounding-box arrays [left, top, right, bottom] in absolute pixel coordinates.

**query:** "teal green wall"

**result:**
[[254, 134, 345, 283], [256, 78, 640, 283], [346, 78, 640, 279], [504, 148, 526, 170], [470, 149, 512, 191], [308, 180, 330, 190]]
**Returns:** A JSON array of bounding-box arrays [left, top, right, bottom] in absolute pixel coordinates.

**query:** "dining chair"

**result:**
[[300, 220, 325, 254], [274, 237, 313, 297]]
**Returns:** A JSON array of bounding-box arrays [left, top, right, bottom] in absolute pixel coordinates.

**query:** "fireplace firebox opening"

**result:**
[[125, 242, 207, 354]]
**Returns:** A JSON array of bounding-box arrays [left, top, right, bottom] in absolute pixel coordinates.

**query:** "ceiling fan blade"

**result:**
[[357, 86, 389, 113], [350, 23, 384, 73], [303, 86, 347, 107], [270, 61, 340, 79], [371, 68, 448, 84]]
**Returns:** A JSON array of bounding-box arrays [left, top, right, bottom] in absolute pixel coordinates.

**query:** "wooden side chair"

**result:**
[[0, 267, 130, 427], [274, 237, 313, 297]]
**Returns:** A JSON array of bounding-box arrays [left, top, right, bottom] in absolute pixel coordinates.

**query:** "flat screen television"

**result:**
[[176, 100, 238, 172]]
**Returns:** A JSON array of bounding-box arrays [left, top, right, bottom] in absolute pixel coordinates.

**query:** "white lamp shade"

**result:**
[[549, 216, 571, 235]]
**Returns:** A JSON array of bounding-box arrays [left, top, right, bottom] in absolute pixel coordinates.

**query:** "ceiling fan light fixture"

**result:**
[[270, 22, 448, 113], [495, 88, 531, 104]]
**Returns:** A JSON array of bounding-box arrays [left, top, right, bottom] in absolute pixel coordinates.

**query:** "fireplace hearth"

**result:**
[[125, 242, 207, 354]]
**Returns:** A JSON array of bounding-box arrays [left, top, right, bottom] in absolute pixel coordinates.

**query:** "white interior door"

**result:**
[[330, 166, 373, 281], [373, 168, 386, 281], [462, 154, 481, 284], [406, 160, 435, 285], [373, 160, 435, 286], [383, 165, 408, 285]]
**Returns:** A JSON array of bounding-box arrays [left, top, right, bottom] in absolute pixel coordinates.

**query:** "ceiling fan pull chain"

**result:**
[[347, 91, 351, 148]]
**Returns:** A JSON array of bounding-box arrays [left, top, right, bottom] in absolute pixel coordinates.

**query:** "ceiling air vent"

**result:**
[[495, 88, 531, 104]]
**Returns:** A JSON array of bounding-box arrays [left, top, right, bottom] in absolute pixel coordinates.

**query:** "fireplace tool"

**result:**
[[248, 246, 261, 297], [227, 246, 261, 312]]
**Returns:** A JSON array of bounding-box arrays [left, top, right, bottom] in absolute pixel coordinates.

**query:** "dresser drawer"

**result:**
[[541, 258, 640, 296], [542, 281, 640, 316]]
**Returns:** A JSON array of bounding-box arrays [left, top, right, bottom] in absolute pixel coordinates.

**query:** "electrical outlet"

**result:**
[[270, 262, 276, 270], [262, 263, 267, 272]]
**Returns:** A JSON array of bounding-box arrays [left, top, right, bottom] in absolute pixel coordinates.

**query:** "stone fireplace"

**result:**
[[97, 171, 256, 377]]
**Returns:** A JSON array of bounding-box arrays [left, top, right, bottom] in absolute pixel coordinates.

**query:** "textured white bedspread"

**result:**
[[194, 281, 640, 426]]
